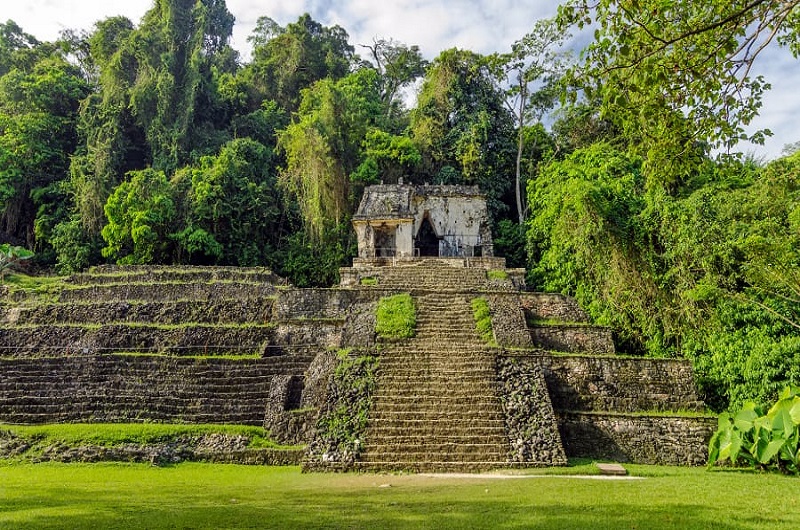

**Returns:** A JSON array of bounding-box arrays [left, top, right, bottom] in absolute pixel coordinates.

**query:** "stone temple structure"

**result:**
[[0, 184, 716, 470], [352, 184, 494, 260]]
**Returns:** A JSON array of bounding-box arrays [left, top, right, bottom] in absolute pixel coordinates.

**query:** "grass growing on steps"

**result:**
[[487, 269, 508, 281], [472, 297, 497, 347], [0, 423, 296, 450], [375, 293, 416, 340], [1, 462, 799, 529], [1, 273, 63, 302]]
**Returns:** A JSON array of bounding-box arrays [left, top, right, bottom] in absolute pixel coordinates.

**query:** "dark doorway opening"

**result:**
[[283, 376, 304, 411], [415, 216, 440, 257]]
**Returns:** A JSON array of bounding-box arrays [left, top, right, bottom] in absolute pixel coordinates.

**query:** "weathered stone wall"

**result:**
[[2, 299, 274, 326], [57, 282, 278, 303], [541, 355, 705, 413], [265, 350, 338, 445], [487, 294, 533, 348], [520, 293, 590, 323], [530, 326, 615, 354], [558, 412, 716, 465], [0, 354, 313, 425], [273, 289, 388, 349], [496, 356, 567, 465], [0, 324, 276, 357]]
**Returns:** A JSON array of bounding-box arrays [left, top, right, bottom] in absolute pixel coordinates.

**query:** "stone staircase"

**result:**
[[357, 291, 510, 471], [0, 266, 313, 425], [359, 261, 494, 292]]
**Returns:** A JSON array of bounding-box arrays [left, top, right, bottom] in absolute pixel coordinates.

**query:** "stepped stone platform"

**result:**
[[0, 261, 715, 470]]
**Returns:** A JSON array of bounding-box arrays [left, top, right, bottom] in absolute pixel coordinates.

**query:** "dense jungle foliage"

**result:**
[[0, 0, 798, 411]]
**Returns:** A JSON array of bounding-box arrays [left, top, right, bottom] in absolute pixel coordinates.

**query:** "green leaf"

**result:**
[[733, 403, 759, 431], [759, 438, 786, 465]]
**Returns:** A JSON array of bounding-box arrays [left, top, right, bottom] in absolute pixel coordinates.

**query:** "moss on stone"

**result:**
[[375, 293, 416, 340]]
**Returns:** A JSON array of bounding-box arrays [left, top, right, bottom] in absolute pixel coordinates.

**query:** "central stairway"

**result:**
[[357, 291, 509, 472]]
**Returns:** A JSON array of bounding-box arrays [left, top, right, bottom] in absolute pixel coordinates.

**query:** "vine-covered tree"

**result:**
[[246, 14, 355, 112], [410, 48, 516, 220]]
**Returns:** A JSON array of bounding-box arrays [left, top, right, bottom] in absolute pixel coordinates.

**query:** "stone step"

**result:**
[[0, 324, 276, 357], [365, 426, 507, 438], [368, 411, 504, 422], [68, 266, 283, 285], [2, 299, 274, 326], [359, 450, 507, 462], [371, 394, 499, 403], [352, 461, 509, 473], [57, 281, 278, 303]]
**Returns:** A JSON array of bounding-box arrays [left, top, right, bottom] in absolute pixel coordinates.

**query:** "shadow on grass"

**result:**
[[1, 489, 782, 530]]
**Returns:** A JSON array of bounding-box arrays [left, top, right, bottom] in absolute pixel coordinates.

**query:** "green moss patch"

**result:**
[[472, 296, 497, 346], [375, 293, 416, 340]]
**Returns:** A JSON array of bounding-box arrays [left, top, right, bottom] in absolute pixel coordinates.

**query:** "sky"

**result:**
[[3, 0, 798, 160]]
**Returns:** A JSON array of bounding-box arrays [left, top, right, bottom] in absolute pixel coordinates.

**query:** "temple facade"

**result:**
[[351, 183, 494, 260]]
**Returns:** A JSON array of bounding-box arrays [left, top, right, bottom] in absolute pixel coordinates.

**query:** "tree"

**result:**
[[278, 68, 383, 239], [410, 48, 516, 219], [350, 129, 421, 185], [360, 38, 427, 122], [67, 0, 238, 242], [558, 0, 800, 186], [0, 50, 89, 250], [174, 138, 284, 265], [0, 20, 39, 76], [495, 18, 570, 225], [246, 14, 355, 112], [101, 168, 176, 264]]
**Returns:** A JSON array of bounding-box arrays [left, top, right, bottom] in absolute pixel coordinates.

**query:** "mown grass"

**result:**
[[0, 462, 798, 529]]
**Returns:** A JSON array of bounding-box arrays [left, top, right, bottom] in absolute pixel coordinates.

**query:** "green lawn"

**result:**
[[1, 463, 799, 529]]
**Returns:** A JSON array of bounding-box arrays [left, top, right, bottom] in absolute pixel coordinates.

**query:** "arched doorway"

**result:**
[[415, 215, 440, 257]]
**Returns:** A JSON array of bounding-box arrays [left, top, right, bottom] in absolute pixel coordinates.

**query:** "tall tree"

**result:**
[[410, 48, 516, 219], [360, 38, 427, 123], [278, 68, 382, 239], [66, 0, 237, 241], [496, 18, 570, 224], [0, 47, 89, 249], [246, 14, 355, 112]]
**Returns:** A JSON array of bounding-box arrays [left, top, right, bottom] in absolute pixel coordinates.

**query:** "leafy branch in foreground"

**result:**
[[558, 0, 800, 184], [0, 243, 34, 281]]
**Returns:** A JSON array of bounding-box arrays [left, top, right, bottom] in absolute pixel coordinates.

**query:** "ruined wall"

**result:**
[[497, 353, 714, 465], [411, 192, 492, 256], [487, 294, 533, 348], [496, 356, 567, 465], [520, 293, 590, 322], [540, 355, 705, 413], [529, 326, 615, 355], [0, 354, 314, 425], [559, 413, 715, 465]]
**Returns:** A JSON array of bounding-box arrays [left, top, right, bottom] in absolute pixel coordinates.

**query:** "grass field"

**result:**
[[1, 462, 799, 529]]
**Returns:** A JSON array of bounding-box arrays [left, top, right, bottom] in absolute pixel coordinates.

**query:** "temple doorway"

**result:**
[[415, 215, 440, 257]]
